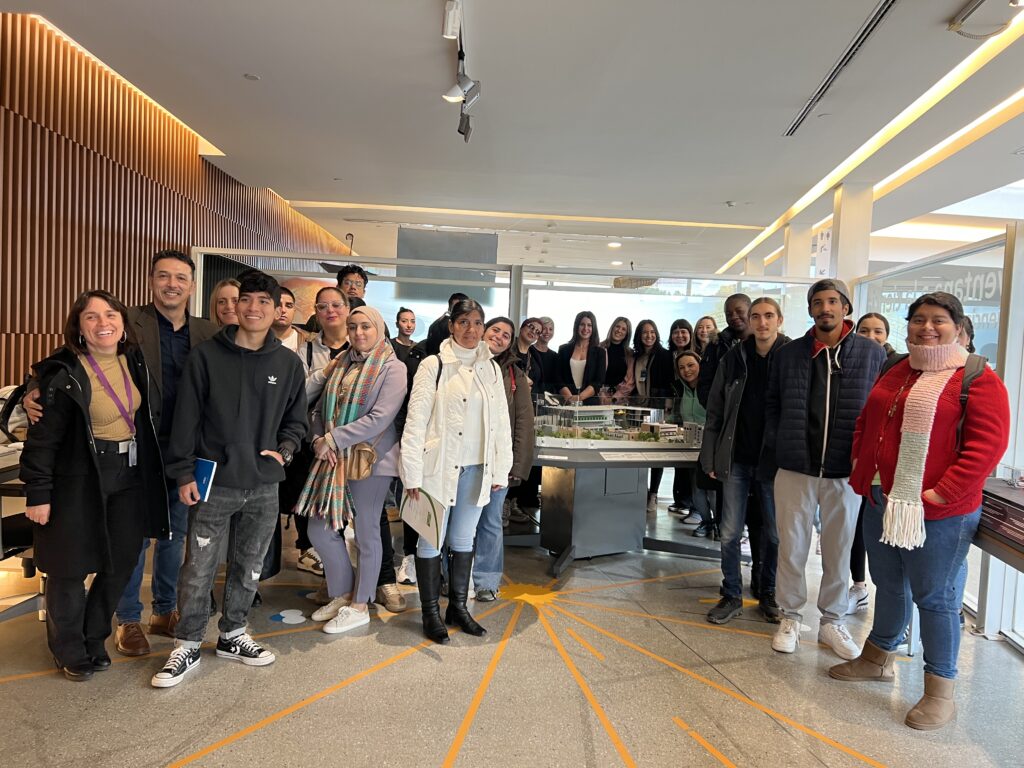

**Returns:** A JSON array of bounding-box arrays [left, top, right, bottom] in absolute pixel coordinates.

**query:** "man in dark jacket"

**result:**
[[701, 298, 789, 625], [764, 279, 885, 660], [424, 292, 470, 355], [152, 270, 307, 688], [697, 293, 751, 407]]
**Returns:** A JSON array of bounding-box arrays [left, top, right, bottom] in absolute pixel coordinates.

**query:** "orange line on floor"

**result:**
[[168, 601, 511, 767], [565, 626, 605, 661], [441, 602, 525, 767], [550, 605, 886, 768], [556, 598, 775, 640], [556, 567, 719, 596], [536, 607, 637, 767], [673, 716, 737, 767]]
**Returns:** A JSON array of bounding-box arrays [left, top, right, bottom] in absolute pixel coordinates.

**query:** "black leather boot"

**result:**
[[445, 550, 487, 636], [415, 556, 449, 644]]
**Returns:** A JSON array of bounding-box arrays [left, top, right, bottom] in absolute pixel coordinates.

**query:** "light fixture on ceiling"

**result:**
[[1012, 1, 1024, 8], [442, 49, 481, 109], [611, 260, 624, 266], [442, 0, 462, 39], [243, 73, 261, 81], [608, 241, 622, 248]]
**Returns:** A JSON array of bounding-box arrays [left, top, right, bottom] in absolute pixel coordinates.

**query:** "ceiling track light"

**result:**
[[442, 0, 462, 40], [442, 47, 481, 109], [458, 104, 473, 143]]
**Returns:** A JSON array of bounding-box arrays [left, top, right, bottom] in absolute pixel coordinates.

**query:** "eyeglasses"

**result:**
[[315, 302, 347, 312], [340, 280, 365, 289]]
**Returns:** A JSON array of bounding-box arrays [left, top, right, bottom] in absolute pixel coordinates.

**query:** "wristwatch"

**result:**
[[279, 447, 294, 467]]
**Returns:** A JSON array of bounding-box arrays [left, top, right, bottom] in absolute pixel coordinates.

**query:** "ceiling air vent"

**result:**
[[784, 0, 901, 137]]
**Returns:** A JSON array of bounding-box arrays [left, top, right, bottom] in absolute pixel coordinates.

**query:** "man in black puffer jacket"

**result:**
[[764, 279, 884, 662]]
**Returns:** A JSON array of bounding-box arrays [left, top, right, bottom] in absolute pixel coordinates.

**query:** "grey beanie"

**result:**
[[807, 279, 852, 316]]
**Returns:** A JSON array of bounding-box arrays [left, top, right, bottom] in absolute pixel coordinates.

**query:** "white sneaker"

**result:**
[[397, 554, 417, 585], [818, 622, 860, 660], [296, 547, 324, 576], [312, 595, 350, 622], [846, 584, 870, 615], [323, 606, 370, 635], [646, 493, 657, 513], [772, 618, 800, 653]]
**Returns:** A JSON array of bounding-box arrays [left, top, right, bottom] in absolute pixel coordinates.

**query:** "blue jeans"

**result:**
[[175, 483, 278, 646], [474, 485, 509, 592], [116, 485, 188, 623], [720, 462, 777, 598], [863, 486, 980, 679], [417, 465, 485, 558]]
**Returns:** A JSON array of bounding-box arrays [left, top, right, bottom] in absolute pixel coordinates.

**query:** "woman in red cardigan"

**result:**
[[829, 292, 1008, 731]]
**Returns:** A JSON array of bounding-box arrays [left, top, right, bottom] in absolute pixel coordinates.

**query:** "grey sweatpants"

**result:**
[[307, 475, 392, 604], [773, 468, 861, 625]]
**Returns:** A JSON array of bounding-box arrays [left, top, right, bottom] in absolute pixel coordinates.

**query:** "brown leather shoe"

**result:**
[[115, 622, 151, 656], [905, 673, 956, 730], [148, 609, 179, 638], [374, 583, 408, 613]]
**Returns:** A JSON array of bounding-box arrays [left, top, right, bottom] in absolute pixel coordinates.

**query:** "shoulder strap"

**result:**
[[434, 354, 443, 388], [306, 340, 314, 369], [877, 352, 908, 381], [955, 353, 988, 452]]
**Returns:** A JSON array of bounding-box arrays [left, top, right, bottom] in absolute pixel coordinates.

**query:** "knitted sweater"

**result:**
[[849, 359, 1009, 520]]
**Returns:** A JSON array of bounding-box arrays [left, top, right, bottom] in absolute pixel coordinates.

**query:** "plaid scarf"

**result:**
[[296, 338, 394, 531]]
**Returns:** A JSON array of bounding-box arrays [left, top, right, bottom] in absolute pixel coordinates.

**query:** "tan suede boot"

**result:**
[[905, 673, 956, 730], [828, 639, 896, 682]]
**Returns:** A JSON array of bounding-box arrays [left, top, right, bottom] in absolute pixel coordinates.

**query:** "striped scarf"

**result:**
[[296, 338, 394, 531], [881, 341, 968, 549]]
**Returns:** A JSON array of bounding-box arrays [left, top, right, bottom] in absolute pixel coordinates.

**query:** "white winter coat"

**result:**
[[400, 338, 514, 508]]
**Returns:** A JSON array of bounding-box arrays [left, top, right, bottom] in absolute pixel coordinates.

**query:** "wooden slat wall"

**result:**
[[0, 14, 349, 382]]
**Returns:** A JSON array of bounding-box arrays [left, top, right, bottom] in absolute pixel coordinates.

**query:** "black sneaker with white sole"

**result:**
[[151, 646, 201, 688], [707, 596, 744, 625], [216, 633, 275, 666]]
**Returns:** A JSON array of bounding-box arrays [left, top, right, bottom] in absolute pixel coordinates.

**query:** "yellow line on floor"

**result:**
[[441, 602, 525, 767], [536, 607, 637, 767], [556, 598, 775, 640], [168, 601, 512, 767], [673, 716, 736, 767], [557, 567, 719, 596], [565, 626, 605, 661], [549, 605, 886, 768]]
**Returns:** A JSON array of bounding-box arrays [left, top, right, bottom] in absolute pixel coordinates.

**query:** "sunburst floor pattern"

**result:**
[[0, 547, 1020, 767]]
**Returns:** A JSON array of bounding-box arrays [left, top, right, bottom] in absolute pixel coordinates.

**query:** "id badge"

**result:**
[[128, 439, 138, 467]]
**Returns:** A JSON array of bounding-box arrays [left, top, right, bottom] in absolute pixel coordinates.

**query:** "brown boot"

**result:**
[[148, 609, 179, 638], [115, 622, 151, 656], [905, 673, 956, 730], [828, 639, 896, 682]]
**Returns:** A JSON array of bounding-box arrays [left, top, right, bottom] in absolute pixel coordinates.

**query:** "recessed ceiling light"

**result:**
[[332, 177, 343, 181], [243, 73, 261, 81], [608, 241, 622, 248], [610, 260, 623, 266]]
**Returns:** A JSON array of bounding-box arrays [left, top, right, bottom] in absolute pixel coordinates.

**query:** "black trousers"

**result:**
[[46, 453, 144, 666], [850, 498, 867, 583], [673, 468, 695, 507], [516, 465, 542, 509]]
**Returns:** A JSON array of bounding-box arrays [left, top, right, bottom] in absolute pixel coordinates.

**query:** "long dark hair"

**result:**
[[63, 290, 137, 356], [668, 318, 693, 353], [855, 312, 890, 335], [632, 319, 664, 356], [569, 310, 598, 349], [485, 316, 518, 367]]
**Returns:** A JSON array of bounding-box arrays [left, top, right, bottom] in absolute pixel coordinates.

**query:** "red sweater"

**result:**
[[850, 359, 1009, 520]]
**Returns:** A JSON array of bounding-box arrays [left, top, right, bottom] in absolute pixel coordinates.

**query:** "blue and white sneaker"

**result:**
[[151, 646, 201, 688], [215, 633, 275, 666]]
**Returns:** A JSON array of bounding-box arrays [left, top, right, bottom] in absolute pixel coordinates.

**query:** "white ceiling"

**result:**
[[11, 0, 1024, 273]]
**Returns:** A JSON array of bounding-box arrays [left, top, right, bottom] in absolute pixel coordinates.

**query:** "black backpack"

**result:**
[[878, 352, 987, 452]]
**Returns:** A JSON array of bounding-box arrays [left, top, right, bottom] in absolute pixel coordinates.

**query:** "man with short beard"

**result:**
[[764, 279, 885, 661]]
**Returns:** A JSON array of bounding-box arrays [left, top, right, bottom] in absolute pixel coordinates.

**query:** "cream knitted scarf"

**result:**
[[882, 341, 968, 549]]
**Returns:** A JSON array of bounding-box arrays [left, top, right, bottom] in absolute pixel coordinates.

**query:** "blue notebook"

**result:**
[[194, 458, 217, 503]]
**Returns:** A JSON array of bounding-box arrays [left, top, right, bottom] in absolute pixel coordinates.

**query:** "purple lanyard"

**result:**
[[85, 354, 136, 437]]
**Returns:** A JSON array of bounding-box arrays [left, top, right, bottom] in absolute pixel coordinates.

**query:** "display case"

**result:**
[[534, 396, 703, 451]]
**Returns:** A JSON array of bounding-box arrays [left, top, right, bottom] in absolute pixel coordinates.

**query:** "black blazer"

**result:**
[[632, 346, 674, 398], [556, 343, 606, 401], [128, 304, 218, 430]]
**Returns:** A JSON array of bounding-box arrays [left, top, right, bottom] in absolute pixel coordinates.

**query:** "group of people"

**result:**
[[694, 280, 1007, 731], [17, 255, 1009, 731]]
